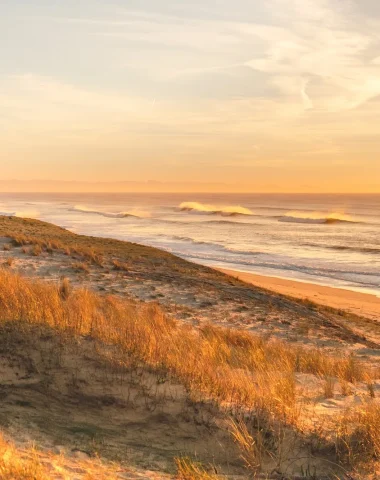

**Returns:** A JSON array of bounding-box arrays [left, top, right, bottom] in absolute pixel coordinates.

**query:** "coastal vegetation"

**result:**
[[0, 216, 379, 478], [0, 266, 379, 478]]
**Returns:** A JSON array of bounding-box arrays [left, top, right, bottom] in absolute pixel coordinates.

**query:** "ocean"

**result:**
[[0, 193, 379, 296]]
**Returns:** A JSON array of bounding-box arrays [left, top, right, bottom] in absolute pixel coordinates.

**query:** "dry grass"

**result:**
[[4, 257, 14, 268], [71, 261, 91, 273], [175, 458, 220, 480], [31, 244, 43, 257], [112, 259, 129, 271], [0, 433, 154, 480], [227, 418, 264, 474], [340, 380, 353, 397], [367, 382, 376, 399], [0, 435, 49, 480], [8, 232, 104, 266], [59, 277, 72, 300], [0, 268, 378, 476], [336, 402, 380, 468], [76, 247, 104, 267], [0, 216, 207, 279], [323, 376, 336, 398], [0, 270, 370, 419]]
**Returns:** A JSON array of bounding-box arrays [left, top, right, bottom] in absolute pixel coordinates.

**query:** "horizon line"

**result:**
[[0, 191, 379, 195]]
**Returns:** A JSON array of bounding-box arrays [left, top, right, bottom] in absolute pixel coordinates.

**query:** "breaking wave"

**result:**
[[278, 211, 359, 225], [303, 243, 380, 255], [172, 235, 209, 245], [179, 202, 253, 217], [72, 205, 142, 219], [206, 220, 257, 226]]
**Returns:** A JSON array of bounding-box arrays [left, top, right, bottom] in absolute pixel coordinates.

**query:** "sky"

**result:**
[[0, 0, 380, 192]]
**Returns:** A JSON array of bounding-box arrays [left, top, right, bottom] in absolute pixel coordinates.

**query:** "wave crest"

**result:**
[[72, 205, 140, 219], [303, 243, 380, 255], [179, 202, 253, 217], [279, 211, 358, 225]]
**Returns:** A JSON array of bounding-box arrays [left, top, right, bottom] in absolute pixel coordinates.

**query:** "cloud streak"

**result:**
[[244, 0, 380, 111], [0, 0, 379, 190]]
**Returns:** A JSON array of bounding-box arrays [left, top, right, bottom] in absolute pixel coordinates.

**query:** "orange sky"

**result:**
[[1, 1, 380, 193]]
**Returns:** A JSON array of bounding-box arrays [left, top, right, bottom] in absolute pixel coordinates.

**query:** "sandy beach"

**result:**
[[218, 268, 380, 322]]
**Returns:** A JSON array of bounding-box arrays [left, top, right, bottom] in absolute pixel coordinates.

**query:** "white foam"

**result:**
[[72, 205, 141, 219], [179, 202, 253, 216]]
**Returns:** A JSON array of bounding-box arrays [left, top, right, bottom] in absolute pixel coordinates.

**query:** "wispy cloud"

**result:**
[[55, 10, 242, 52], [50, 1, 380, 111], [244, 0, 380, 111], [0, 0, 379, 189]]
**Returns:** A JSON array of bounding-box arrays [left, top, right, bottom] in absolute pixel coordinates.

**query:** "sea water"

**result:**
[[0, 193, 379, 296]]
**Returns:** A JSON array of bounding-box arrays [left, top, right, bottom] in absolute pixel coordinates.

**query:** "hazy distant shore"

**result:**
[[218, 268, 380, 321]]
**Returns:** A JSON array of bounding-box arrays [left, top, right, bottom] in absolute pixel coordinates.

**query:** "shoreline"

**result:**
[[217, 268, 380, 321]]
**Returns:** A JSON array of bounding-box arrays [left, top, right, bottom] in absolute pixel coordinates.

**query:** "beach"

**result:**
[[3, 0, 380, 474], [1, 216, 380, 478], [218, 268, 380, 321]]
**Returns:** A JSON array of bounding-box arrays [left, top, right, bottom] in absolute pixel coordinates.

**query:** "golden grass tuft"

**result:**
[[59, 277, 72, 300], [0, 434, 49, 480], [71, 262, 90, 273], [0, 432, 145, 480], [31, 244, 43, 257], [336, 402, 380, 468], [7, 231, 105, 266], [227, 418, 264, 474], [175, 457, 220, 480], [4, 257, 14, 268], [112, 259, 129, 271], [323, 376, 336, 399]]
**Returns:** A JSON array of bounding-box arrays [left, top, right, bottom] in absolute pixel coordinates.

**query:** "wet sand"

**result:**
[[218, 268, 380, 322]]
